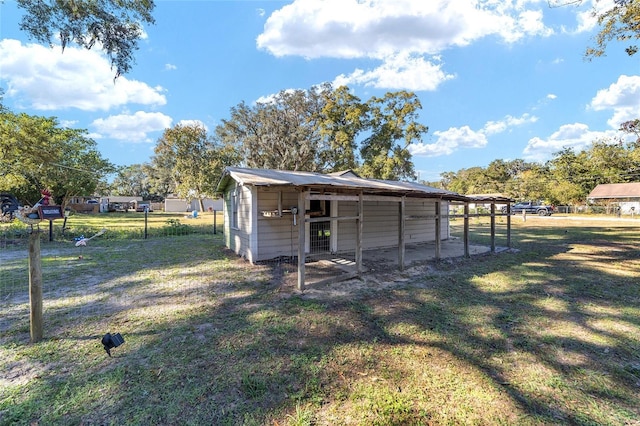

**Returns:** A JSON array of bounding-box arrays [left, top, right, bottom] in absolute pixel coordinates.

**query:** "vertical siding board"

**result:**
[[255, 188, 300, 261]]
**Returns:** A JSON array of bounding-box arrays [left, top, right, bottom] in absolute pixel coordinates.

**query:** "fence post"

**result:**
[[213, 210, 217, 235], [29, 231, 43, 343]]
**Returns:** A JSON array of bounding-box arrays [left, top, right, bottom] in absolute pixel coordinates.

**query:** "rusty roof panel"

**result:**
[[588, 183, 640, 199]]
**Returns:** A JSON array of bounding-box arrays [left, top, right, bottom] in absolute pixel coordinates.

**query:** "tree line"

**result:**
[[109, 84, 427, 210], [3, 85, 638, 211], [428, 121, 640, 206]]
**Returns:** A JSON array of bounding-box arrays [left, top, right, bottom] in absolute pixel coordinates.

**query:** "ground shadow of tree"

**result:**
[[1, 225, 639, 424]]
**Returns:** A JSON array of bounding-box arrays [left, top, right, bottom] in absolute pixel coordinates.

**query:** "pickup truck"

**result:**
[[502, 201, 554, 216]]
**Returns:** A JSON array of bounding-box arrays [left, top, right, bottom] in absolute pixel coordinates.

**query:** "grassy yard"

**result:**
[[1, 215, 639, 425]]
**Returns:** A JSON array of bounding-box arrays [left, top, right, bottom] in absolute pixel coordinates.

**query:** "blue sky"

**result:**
[[1, 0, 638, 182]]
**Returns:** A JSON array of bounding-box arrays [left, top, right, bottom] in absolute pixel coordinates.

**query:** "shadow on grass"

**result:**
[[1, 225, 639, 424]]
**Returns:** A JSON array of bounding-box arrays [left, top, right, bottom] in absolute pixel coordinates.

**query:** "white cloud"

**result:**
[[523, 122, 617, 162], [0, 39, 166, 111], [258, 0, 556, 59], [178, 119, 209, 131], [409, 126, 488, 157], [572, 0, 613, 34], [590, 74, 640, 128], [410, 112, 537, 157], [256, 0, 563, 90], [333, 53, 455, 91], [164, 63, 177, 71], [483, 113, 538, 135], [91, 111, 172, 142]]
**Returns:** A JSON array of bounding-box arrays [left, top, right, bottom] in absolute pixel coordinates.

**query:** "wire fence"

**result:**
[[0, 212, 224, 340]]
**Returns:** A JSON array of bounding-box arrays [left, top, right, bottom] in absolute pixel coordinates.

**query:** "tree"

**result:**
[[317, 85, 368, 171], [110, 164, 152, 198], [586, 0, 640, 58], [154, 123, 240, 211], [216, 88, 326, 172], [216, 84, 424, 179], [359, 91, 427, 180], [620, 118, 640, 145], [16, 0, 155, 78], [439, 167, 487, 194], [44, 131, 115, 207], [508, 166, 551, 202], [0, 110, 114, 206]]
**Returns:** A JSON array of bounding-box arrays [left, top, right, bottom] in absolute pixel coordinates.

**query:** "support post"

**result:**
[[398, 196, 405, 270], [435, 200, 441, 260], [490, 203, 496, 253], [506, 203, 511, 248], [464, 202, 470, 258], [213, 210, 217, 234], [356, 192, 363, 275], [29, 231, 43, 343], [144, 209, 148, 239], [297, 190, 307, 292]]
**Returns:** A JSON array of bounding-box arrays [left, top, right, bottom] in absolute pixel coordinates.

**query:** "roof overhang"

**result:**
[[217, 167, 494, 203]]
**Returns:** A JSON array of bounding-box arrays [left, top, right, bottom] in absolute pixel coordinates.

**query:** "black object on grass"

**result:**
[[101, 333, 125, 357]]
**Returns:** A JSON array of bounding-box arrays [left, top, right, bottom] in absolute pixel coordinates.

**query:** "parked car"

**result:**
[[136, 203, 152, 212], [1, 193, 21, 221], [502, 201, 555, 216]]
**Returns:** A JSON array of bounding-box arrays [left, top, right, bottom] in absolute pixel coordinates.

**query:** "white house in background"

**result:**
[[99, 196, 142, 212], [164, 195, 223, 213], [588, 182, 640, 215]]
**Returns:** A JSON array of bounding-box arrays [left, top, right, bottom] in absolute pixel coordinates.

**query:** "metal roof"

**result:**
[[588, 182, 640, 199], [218, 167, 468, 201]]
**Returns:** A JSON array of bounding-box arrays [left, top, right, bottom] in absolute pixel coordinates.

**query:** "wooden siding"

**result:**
[[255, 188, 300, 261], [225, 183, 451, 261], [224, 183, 254, 261], [337, 199, 449, 252]]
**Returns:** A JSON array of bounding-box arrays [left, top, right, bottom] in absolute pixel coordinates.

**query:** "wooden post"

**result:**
[[356, 192, 363, 275], [297, 190, 307, 292], [213, 210, 217, 234], [490, 203, 496, 253], [464, 202, 470, 258], [29, 231, 43, 343], [398, 196, 405, 270], [506, 203, 511, 248], [435, 200, 441, 260]]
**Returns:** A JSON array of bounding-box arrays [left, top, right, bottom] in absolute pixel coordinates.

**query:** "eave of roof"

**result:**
[[217, 167, 469, 201]]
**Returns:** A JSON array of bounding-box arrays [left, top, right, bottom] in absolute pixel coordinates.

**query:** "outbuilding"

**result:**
[[217, 167, 511, 290], [588, 182, 640, 215]]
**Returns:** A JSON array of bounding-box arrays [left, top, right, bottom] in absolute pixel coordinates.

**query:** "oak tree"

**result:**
[[16, 0, 155, 78]]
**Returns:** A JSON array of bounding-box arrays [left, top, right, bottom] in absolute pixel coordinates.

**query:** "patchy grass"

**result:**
[[1, 216, 639, 425]]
